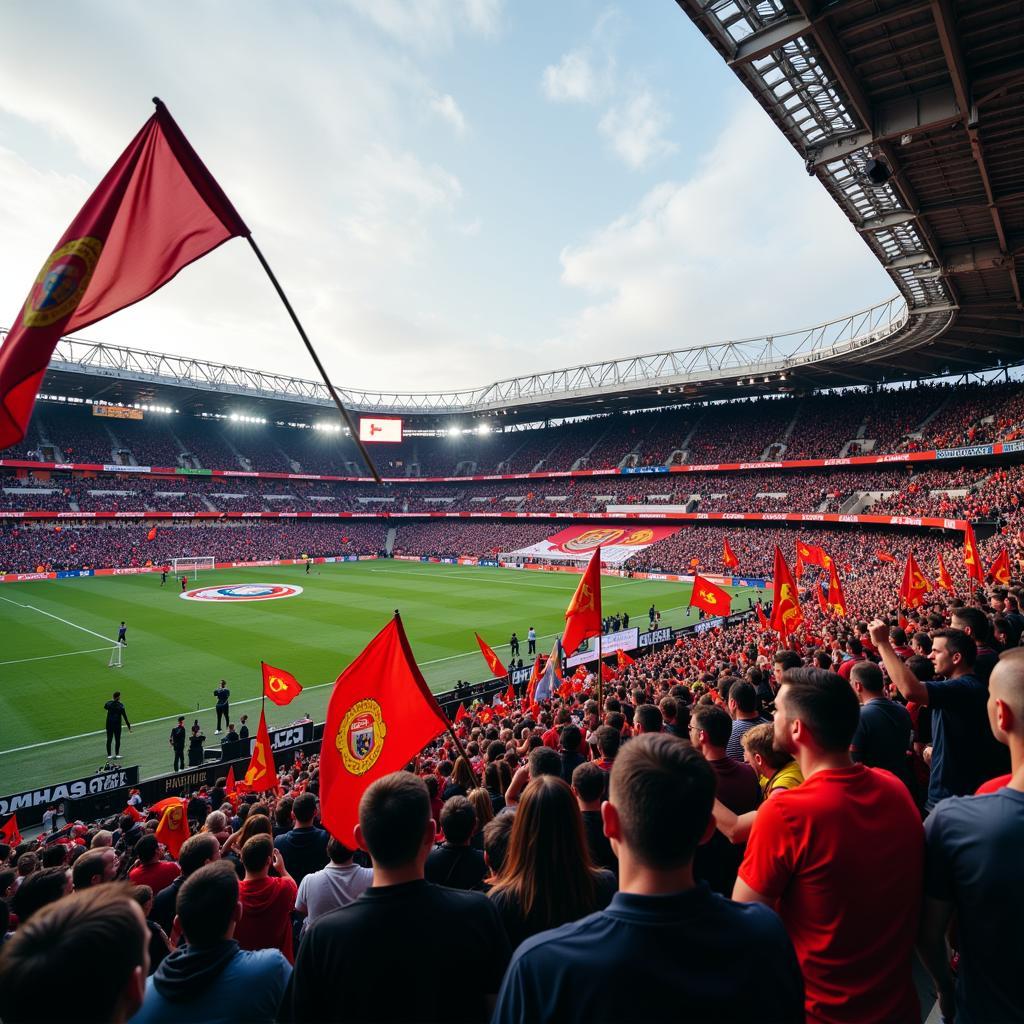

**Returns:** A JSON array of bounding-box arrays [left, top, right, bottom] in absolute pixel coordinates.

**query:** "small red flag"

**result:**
[[936, 552, 955, 593], [795, 540, 828, 576], [225, 765, 237, 793], [963, 522, 985, 585], [755, 603, 769, 629], [474, 632, 507, 679], [876, 549, 897, 564], [0, 100, 248, 449], [146, 526, 158, 542], [453, 703, 469, 724], [899, 553, 932, 610], [770, 547, 803, 637], [319, 616, 449, 845], [827, 560, 848, 616], [155, 799, 190, 859], [477, 706, 494, 725], [502, 683, 516, 706], [525, 656, 543, 706], [243, 709, 279, 793], [261, 661, 303, 707], [722, 538, 739, 570], [616, 648, 636, 669], [562, 548, 602, 656], [689, 574, 732, 617], [989, 548, 1012, 585], [815, 581, 830, 614], [0, 814, 22, 848]]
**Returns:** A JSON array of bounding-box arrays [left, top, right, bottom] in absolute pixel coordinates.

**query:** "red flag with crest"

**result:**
[[243, 709, 279, 793], [689, 575, 732, 617], [827, 560, 848, 616], [562, 548, 602, 656], [722, 538, 739, 570], [899, 553, 932, 610], [262, 661, 303, 707], [474, 632, 507, 678], [770, 547, 803, 637], [936, 552, 955, 593], [963, 522, 985, 585], [0, 814, 22, 848], [989, 548, 1012, 585]]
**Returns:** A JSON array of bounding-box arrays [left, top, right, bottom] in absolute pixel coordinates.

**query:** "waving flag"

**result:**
[[262, 661, 303, 707], [562, 548, 602, 656], [146, 526, 158, 542], [454, 703, 469, 725], [0, 100, 248, 449], [689, 575, 732, 617], [244, 709, 279, 793], [963, 522, 985, 585], [876, 549, 897, 563], [827, 560, 848, 616], [815, 582, 830, 614], [155, 799, 190, 859], [319, 615, 449, 844], [770, 547, 803, 637], [616, 648, 636, 669], [225, 765, 237, 795], [474, 632, 507, 678], [899, 553, 932, 610], [722, 538, 739, 570], [0, 814, 22, 849], [502, 683, 516, 706], [755, 603, 770, 629], [936, 552, 955, 593], [989, 548, 1012, 585], [533, 648, 561, 704], [795, 540, 828, 576]]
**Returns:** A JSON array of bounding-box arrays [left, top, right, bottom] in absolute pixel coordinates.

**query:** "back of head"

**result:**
[[780, 667, 860, 752], [0, 884, 146, 1024], [482, 815, 514, 876], [178, 833, 220, 877], [240, 834, 273, 875], [691, 704, 732, 749], [175, 861, 239, 947], [71, 850, 108, 891], [907, 654, 935, 682], [528, 745, 561, 779], [595, 725, 620, 760], [439, 796, 476, 845], [292, 792, 317, 826], [991, 648, 1024, 727], [327, 836, 355, 864], [560, 725, 582, 753], [571, 761, 606, 804], [134, 834, 158, 864], [951, 605, 991, 643], [850, 660, 884, 693], [609, 733, 715, 868], [358, 773, 430, 869], [11, 869, 69, 923], [729, 681, 757, 714], [635, 704, 663, 734]]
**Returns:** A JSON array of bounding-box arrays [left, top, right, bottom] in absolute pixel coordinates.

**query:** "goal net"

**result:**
[[108, 643, 124, 669], [172, 556, 216, 578]]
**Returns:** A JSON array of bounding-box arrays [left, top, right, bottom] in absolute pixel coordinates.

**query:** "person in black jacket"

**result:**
[[169, 717, 186, 772], [104, 691, 131, 758], [213, 681, 230, 734]]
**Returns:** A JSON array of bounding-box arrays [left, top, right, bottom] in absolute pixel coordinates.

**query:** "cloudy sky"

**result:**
[[0, 1, 893, 394]]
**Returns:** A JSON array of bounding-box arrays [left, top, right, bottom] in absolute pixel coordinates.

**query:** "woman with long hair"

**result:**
[[466, 787, 494, 851], [488, 775, 616, 949]]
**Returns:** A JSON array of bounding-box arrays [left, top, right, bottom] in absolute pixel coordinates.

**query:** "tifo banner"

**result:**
[[505, 525, 680, 566]]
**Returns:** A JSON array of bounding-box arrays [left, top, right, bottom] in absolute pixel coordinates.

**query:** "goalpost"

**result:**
[[108, 643, 124, 669], [172, 556, 216, 578]]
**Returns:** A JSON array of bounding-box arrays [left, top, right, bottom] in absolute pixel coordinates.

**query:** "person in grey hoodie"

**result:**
[[129, 861, 290, 1024]]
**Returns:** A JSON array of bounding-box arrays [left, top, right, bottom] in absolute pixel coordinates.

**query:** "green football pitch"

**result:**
[[0, 561, 752, 794]]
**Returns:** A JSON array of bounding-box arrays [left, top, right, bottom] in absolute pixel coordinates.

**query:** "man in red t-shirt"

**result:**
[[127, 834, 180, 896], [734, 667, 924, 1024], [235, 833, 298, 963]]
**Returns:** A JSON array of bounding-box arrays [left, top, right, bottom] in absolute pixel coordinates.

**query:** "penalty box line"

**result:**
[[0, 594, 117, 646]]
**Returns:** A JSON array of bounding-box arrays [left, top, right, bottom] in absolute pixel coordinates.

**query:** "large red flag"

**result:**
[[899, 553, 932, 610], [795, 540, 828, 577], [689, 575, 733, 617], [243, 709, 279, 793], [155, 800, 190, 859], [936, 552, 955, 593], [474, 632, 507, 678], [827, 560, 848, 616], [0, 100, 248, 449], [261, 661, 303, 707], [989, 548, 1012, 585], [0, 814, 22, 848], [320, 615, 449, 844], [963, 522, 985, 585], [770, 547, 803, 637], [722, 538, 739, 570], [562, 548, 602, 656]]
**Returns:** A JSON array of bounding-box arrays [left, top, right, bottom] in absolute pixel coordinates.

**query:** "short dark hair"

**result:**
[[134, 834, 159, 864], [327, 836, 355, 864], [11, 868, 68, 922], [773, 650, 802, 671], [609, 734, 715, 868], [907, 654, 935, 682], [482, 815, 514, 875], [292, 792, 317, 825], [951, 606, 991, 643], [912, 631, 932, 654], [595, 725, 620, 760], [528, 746, 561, 779], [0, 884, 146, 1024], [439, 796, 476, 845], [635, 704, 663, 733], [658, 695, 678, 722], [780, 667, 860, 752], [358, 773, 430, 869], [71, 850, 109, 891], [175, 861, 238, 947], [850, 661, 884, 693], [691, 705, 732, 748], [240, 834, 273, 873], [178, 833, 220, 877], [846, 637, 863, 657], [933, 627, 977, 667], [559, 725, 582, 753], [728, 681, 757, 714], [571, 761, 606, 803]]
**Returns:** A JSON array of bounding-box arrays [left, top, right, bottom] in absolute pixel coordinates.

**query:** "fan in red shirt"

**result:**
[[734, 667, 924, 1024], [235, 833, 299, 963], [127, 833, 181, 896]]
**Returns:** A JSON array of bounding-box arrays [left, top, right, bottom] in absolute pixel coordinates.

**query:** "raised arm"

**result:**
[[868, 619, 929, 705]]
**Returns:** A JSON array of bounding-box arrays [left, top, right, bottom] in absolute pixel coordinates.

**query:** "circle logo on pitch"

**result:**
[[179, 583, 304, 602]]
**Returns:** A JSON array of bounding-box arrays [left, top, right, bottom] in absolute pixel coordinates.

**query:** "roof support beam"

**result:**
[[858, 210, 917, 232], [728, 16, 811, 66]]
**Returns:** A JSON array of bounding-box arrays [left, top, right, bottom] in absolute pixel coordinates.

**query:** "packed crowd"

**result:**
[[1, 527, 1021, 1024], [8, 379, 1024, 478]]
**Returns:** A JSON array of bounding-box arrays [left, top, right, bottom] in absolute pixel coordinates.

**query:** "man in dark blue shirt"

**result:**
[[274, 792, 330, 886], [491, 734, 803, 1024], [849, 661, 914, 792]]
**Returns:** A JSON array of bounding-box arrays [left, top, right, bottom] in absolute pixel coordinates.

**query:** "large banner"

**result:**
[[505, 525, 680, 566]]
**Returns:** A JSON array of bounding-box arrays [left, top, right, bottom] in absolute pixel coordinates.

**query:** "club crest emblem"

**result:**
[[23, 237, 103, 328], [337, 699, 387, 775]]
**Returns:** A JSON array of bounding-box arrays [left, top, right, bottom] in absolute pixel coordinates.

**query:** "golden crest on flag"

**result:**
[[23, 237, 103, 328], [338, 699, 387, 776]]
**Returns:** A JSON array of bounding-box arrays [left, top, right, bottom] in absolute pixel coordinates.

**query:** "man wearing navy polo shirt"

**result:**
[[491, 734, 803, 1024]]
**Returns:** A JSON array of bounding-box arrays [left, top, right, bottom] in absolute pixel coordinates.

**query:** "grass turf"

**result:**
[[0, 561, 752, 794]]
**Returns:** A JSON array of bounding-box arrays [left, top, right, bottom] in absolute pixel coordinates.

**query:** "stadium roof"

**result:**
[[5, 0, 1022, 423]]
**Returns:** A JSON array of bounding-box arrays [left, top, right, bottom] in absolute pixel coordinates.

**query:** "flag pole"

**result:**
[[244, 236, 383, 484], [443, 720, 480, 790], [596, 550, 604, 709]]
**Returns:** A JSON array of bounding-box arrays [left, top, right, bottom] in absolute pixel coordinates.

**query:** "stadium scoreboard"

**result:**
[[359, 416, 403, 443]]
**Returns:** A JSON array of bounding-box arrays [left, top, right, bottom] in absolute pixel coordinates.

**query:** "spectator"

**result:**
[[72, 848, 118, 891], [489, 775, 617, 949], [10, 868, 71, 923], [424, 796, 487, 891], [295, 837, 373, 933], [951, 606, 999, 683], [735, 667, 924, 1024], [130, 861, 291, 1024], [128, 836, 180, 897], [848, 661, 915, 792], [571, 762, 616, 871], [282, 773, 510, 1023], [129, 885, 171, 976], [492, 734, 803, 1024], [150, 833, 220, 936], [0, 884, 149, 1024], [273, 793, 329, 886], [235, 834, 298, 964], [740, 722, 804, 798], [504, 746, 561, 811], [724, 681, 766, 761], [558, 725, 586, 784], [918, 648, 1024, 1023], [481, 815, 514, 892], [634, 703, 663, 735]]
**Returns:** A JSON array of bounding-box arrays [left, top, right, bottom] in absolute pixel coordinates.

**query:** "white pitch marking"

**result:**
[[0, 595, 115, 644], [0, 646, 113, 667]]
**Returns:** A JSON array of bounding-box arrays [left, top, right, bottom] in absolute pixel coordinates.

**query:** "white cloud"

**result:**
[[542, 51, 599, 103], [598, 90, 676, 169], [429, 93, 467, 135], [341, 0, 503, 51], [455, 218, 482, 237]]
